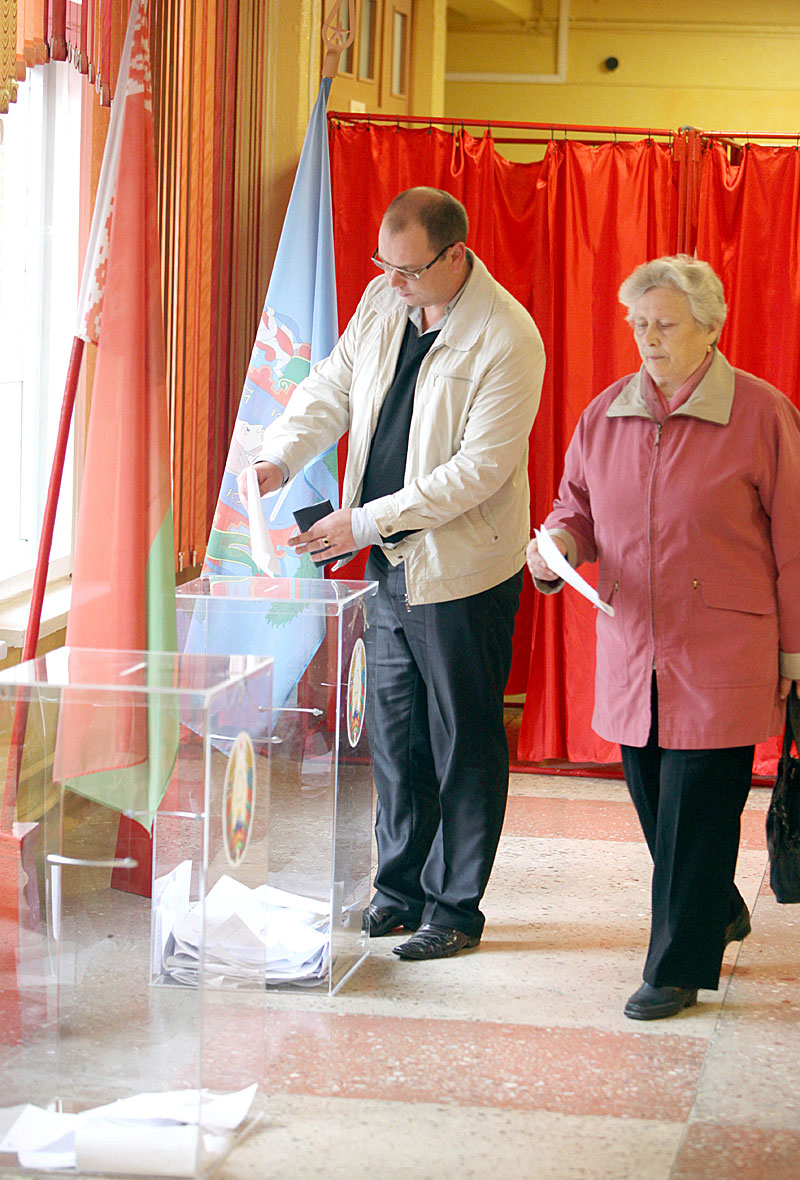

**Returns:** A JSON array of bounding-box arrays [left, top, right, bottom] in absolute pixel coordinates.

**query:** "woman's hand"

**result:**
[[526, 535, 567, 581], [779, 677, 800, 701]]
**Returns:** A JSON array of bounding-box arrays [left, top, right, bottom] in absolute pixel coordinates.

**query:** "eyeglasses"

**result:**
[[371, 242, 456, 282]]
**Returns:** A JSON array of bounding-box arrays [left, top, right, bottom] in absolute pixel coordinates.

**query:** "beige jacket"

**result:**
[[259, 253, 546, 604]]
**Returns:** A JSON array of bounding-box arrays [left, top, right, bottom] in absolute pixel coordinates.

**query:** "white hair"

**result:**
[[619, 255, 727, 333]]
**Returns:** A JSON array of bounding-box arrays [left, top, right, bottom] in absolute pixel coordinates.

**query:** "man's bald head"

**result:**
[[382, 188, 468, 252]]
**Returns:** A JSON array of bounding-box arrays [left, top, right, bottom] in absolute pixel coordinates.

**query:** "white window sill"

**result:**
[[0, 577, 71, 649]]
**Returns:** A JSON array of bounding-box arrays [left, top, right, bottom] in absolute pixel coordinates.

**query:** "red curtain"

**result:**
[[696, 141, 800, 775], [329, 122, 677, 760]]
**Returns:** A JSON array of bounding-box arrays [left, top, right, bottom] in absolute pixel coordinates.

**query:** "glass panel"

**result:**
[[0, 62, 80, 591], [392, 9, 407, 96], [339, 0, 353, 75], [359, 0, 376, 80], [0, 650, 271, 1174], [176, 576, 378, 993]]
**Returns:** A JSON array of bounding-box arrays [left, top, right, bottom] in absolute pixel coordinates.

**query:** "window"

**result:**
[[389, 3, 410, 97], [359, 0, 377, 80], [0, 63, 81, 596], [326, 0, 414, 115]]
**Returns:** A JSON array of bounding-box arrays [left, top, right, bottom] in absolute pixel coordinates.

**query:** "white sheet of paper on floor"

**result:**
[[156, 867, 332, 985], [0, 1084, 257, 1177]]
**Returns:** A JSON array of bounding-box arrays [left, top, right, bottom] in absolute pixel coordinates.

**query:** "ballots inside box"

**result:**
[[293, 500, 355, 567]]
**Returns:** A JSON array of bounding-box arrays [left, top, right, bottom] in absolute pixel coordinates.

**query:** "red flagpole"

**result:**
[[2, 335, 84, 830], [0, 337, 83, 1046]]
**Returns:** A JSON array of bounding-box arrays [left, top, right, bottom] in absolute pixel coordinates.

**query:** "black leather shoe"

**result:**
[[724, 904, 751, 947], [392, 923, 480, 960], [624, 982, 698, 1021], [364, 903, 419, 938]]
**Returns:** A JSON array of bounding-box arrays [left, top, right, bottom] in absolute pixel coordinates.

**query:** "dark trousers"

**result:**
[[365, 549, 522, 938], [620, 675, 754, 990]]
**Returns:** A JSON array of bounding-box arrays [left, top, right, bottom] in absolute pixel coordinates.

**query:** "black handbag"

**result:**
[[766, 685, 800, 904]]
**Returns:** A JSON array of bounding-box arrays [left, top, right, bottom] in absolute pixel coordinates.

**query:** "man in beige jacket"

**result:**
[[241, 188, 545, 959]]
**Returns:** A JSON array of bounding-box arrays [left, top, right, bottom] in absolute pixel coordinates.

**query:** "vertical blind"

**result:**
[[149, 0, 271, 571], [3, 0, 274, 571], [1, 0, 47, 112]]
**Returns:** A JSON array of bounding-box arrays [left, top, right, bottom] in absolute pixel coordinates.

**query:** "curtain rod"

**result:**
[[327, 112, 675, 140], [698, 131, 800, 142]]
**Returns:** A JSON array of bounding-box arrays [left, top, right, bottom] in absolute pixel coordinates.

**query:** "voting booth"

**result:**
[[175, 575, 377, 995], [0, 648, 272, 1173]]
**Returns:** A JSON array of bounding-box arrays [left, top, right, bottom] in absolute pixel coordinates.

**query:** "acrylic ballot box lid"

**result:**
[[0, 647, 273, 1174], [0, 646, 270, 692], [176, 574, 378, 607]]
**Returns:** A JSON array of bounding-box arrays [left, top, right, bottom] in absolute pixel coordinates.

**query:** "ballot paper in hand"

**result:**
[[246, 466, 281, 575], [534, 525, 614, 617]]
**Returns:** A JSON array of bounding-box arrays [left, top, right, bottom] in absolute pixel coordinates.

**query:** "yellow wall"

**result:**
[[445, 0, 800, 152], [267, 0, 447, 262]]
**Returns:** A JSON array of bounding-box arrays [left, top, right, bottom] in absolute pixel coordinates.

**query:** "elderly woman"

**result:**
[[528, 255, 800, 1020]]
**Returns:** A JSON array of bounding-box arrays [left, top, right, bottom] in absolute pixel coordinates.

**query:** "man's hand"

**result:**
[[289, 507, 356, 561], [526, 535, 567, 581], [236, 461, 285, 509], [779, 677, 800, 701]]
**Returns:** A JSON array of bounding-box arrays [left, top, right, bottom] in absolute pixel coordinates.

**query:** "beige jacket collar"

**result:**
[[371, 251, 496, 354], [607, 349, 736, 425]]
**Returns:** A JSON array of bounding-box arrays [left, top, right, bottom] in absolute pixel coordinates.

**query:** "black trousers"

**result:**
[[365, 549, 522, 938], [620, 675, 754, 990]]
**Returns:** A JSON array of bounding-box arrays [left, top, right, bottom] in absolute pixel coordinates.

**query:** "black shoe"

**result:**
[[624, 982, 698, 1021], [364, 903, 419, 937], [724, 904, 751, 947], [392, 923, 480, 960]]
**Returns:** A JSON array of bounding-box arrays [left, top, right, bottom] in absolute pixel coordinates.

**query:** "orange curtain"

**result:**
[[150, 0, 271, 572], [1, 0, 47, 111], [63, 0, 272, 573], [3, 0, 272, 573]]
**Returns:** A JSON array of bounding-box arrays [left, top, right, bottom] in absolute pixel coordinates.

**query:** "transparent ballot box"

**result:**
[[176, 576, 377, 994], [0, 648, 272, 1176]]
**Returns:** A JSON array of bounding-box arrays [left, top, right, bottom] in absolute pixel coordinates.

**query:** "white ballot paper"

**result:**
[[245, 465, 281, 575], [156, 867, 331, 985], [534, 524, 614, 617], [0, 1084, 257, 1177]]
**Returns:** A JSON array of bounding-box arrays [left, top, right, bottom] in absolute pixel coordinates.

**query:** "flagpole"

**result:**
[[22, 336, 85, 663], [3, 0, 142, 822], [1, 336, 85, 836], [321, 0, 355, 78]]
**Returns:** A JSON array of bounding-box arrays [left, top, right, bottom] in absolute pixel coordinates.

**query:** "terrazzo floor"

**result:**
[[210, 771, 800, 1180], [3, 770, 798, 1180]]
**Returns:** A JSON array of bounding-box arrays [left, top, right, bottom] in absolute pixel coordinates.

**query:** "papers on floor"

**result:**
[[534, 524, 615, 617], [156, 866, 331, 986], [0, 1084, 257, 1177]]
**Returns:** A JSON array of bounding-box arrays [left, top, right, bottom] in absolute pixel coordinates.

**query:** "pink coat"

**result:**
[[542, 351, 800, 749]]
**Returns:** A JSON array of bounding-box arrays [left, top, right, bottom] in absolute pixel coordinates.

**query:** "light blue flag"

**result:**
[[204, 76, 339, 578], [188, 78, 339, 725]]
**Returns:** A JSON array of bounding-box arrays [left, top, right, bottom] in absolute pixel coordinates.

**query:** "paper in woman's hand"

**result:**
[[534, 525, 614, 617]]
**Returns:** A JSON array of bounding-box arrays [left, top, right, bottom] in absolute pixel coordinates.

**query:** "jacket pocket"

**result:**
[[456, 503, 501, 548], [689, 578, 777, 687], [595, 574, 629, 686]]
